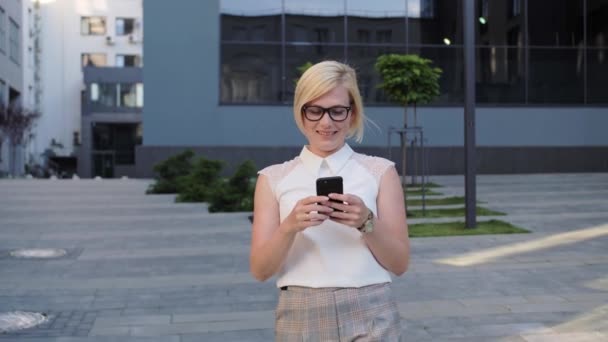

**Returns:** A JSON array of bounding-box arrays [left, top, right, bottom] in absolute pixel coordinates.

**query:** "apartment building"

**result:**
[[34, 0, 143, 178], [0, 0, 25, 175]]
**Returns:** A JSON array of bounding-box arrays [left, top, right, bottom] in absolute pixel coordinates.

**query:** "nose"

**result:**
[[318, 111, 333, 125]]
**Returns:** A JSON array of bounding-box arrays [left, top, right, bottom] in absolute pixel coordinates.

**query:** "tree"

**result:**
[[375, 54, 442, 201], [0, 105, 41, 176]]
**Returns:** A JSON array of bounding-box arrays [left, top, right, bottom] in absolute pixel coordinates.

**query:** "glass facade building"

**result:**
[[220, 0, 608, 105], [138, 0, 608, 178]]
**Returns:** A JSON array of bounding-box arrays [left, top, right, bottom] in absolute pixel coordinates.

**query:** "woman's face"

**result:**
[[302, 85, 353, 158]]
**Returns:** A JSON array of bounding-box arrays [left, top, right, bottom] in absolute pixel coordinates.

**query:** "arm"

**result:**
[[327, 166, 410, 275], [249, 175, 332, 281], [360, 166, 410, 275]]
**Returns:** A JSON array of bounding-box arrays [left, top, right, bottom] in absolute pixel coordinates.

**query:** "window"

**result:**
[[588, 0, 608, 47], [408, 46, 464, 104], [528, 48, 583, 103], [408, 0, 462, 45], [218, 0, 599, 105], [115, 54, 142, 67], [347, 0, 405, 45], [8, 18, 19, 64], [0, 79, 6, 107], [90, 83, 116, 107], [528, 0, 583, 46], [510, 0, 522, 18], [90, 83, 143, 108], [285, 0, 345, 43], [82, 53, 107, 67], [477, 47, 525, 103], [356, 30, 370, 43], [0, 7, 5, 53], [376, 30, 393, 43], [118, 83, 142, 107], [587, 48, 608, 103], [221, 44, 282, 103], [115, 18, 135, 36], [81, 16, 106, 35]]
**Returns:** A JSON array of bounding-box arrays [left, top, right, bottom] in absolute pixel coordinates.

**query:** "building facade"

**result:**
[[142, 0, 607, 176], [31, 0, 143, 178], [80, 66, 142, 178], [0, 0, 26, 175]]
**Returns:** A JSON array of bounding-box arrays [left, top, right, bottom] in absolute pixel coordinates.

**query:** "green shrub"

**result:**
[[146, 150, 195, 194], [208, 160, 256, 212], [175, 157, 224, 202]]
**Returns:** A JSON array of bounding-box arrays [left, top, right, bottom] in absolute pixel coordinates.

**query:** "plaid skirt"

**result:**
[[275, 282, 403, 342]]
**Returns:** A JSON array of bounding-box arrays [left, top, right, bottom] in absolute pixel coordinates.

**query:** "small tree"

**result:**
[[0, 105, 41, 176], [376, 54, 442, 128], [375, 54, 441, 200]]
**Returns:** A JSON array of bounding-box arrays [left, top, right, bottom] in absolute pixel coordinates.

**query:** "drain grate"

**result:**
[[0, 311, 48, 333], [9, 248, 68, 259]]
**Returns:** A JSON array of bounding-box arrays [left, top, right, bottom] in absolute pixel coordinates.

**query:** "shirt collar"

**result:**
[[299, 143, 354, 176]]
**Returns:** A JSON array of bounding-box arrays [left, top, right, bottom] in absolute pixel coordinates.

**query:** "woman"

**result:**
[[250, 60, 409, 341]]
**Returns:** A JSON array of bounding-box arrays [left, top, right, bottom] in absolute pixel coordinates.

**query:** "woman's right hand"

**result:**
[[280, 196, 334, 234]]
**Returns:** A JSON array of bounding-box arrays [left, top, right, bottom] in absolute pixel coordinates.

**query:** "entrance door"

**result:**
[[92, 152, 114, 178]]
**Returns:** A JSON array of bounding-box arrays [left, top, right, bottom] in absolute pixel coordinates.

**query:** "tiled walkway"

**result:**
[[0, 174, 607, 341]]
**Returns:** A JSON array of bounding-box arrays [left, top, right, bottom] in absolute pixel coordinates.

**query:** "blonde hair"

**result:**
[[293, 61, 365, 142]]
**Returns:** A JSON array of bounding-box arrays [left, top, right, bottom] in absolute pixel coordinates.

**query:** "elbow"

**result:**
[[250, 269, 271, 282], [393, 264, 408, 276], [393, 259, 410, 276], [250, 260, 273, 282]]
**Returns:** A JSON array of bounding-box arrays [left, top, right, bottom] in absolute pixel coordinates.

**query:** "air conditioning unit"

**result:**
[[105, 36, 115, 45], [128, 34, 139, 44]]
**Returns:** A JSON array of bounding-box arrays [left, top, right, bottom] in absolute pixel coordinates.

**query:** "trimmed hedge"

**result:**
[[175, 157, 224, 203], [208, 160, 256, 212], [146, 150, 195, 194], [146, 150, 256, 212]]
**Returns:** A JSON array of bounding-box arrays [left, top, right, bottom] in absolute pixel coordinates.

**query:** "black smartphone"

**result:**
[[316, 176, 343, 204]]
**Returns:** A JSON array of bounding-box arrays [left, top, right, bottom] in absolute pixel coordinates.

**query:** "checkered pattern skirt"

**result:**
[[275, 282, 403, 341]]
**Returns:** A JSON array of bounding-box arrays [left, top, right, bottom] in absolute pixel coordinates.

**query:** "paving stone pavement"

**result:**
[[0, 174, 607, 341]]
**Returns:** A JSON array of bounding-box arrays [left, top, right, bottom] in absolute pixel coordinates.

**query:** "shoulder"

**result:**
[[351, 153, 395, 183], [258, 157, 302, 190]]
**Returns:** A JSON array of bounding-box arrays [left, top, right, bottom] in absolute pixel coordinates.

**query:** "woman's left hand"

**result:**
[[325, 193, 370, 229]]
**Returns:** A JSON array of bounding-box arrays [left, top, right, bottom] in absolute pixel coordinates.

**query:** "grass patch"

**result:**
[[409, 196, 466, 206], [407, 206, 505, 218], [409, 219, 530, 237], [406, 189, 442, 196]]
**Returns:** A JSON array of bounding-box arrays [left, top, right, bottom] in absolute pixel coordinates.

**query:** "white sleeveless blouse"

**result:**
[[258, 144, 394, 288]]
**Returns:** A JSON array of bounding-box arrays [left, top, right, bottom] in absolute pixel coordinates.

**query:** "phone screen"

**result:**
[[316, 176, 343, 204]]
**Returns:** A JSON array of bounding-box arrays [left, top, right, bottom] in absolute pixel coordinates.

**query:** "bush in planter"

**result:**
[[208, 160, 256, 212], [175, 157, 224, 203], [146, 150, 195, 194]]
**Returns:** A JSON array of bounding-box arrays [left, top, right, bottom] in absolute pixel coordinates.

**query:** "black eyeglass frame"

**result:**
[[301, 105, 352, 122]]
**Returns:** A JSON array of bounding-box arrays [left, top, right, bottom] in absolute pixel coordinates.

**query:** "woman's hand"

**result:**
[[325, 193, 370, 229], [280, 196, 334, 234]]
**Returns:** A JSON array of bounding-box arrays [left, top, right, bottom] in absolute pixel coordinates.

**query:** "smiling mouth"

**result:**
[[317, 130, 337, 136]]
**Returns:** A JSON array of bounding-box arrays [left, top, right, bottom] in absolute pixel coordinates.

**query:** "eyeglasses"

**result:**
[[301, 105, 352, 122]]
